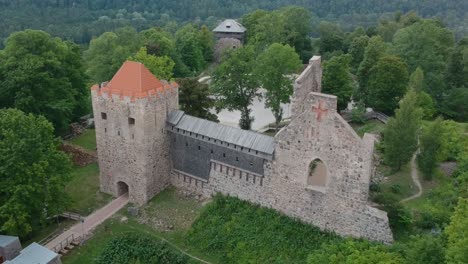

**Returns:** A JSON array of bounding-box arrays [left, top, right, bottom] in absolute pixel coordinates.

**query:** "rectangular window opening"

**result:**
[[128, 117, 135, 125], [101, 112, 107, 120]]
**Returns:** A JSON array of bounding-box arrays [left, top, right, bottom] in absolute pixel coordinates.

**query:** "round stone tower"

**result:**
[[91, 61, 178, 205]]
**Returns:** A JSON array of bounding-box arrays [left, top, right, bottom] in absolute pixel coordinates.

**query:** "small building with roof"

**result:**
[[213, 19, 246, 42], [213, 19, 246, 62], [0, 235, 22, 262], [4, 243, 61, 264]]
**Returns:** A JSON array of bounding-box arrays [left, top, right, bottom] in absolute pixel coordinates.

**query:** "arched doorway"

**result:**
[[117, 181, 129, 196], [307, 159, 327, 187]]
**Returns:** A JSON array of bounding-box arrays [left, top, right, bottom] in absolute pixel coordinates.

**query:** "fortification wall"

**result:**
[[169, 132, 267, 179], [171, 56, 393, 244]]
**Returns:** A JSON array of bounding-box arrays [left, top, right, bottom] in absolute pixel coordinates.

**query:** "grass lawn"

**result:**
[[69, 129, 96, 151], [351, 120, 386, 137], [63, 188, 219, 264], [376, 163, 418, 201], [65, 163, 112, 216]]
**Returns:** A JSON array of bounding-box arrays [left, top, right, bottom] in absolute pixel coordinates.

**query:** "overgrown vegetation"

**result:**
[[188, 194, 342, 263], [95, 232, 194, 264]]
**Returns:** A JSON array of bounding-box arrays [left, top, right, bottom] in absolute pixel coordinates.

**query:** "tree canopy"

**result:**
[[383, 90, 422, 171], [0, 109, 72, 238], [322, 54, 354, 111], [212, 46, 259, 130], [255, 43, 301, 127], [367, 55, 409, 114], [128, 47, 175, 81], [0, 29, 88, 134]]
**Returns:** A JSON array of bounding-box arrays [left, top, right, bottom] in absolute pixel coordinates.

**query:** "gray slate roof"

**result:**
[[167, 110, 275, 155], [0, 235, 18, 247], [5, 243, 58, 264], [213, 19, 246, 33]]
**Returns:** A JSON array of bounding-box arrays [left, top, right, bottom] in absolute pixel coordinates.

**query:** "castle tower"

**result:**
[[91, 61, 178, 205], [213, 19, 246, 62]]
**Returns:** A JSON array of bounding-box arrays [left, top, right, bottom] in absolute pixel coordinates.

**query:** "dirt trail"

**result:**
[[401, 152, 422, 203]]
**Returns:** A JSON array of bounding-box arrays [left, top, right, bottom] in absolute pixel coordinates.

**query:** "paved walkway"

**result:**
[[45, 194, 129, 251], [401, 153, 423, 203]]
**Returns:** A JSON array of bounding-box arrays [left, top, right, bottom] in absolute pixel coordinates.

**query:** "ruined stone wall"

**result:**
[[92, 86, 178, 205], [171, 56, 393, 244], [291, 56, 322, 117]]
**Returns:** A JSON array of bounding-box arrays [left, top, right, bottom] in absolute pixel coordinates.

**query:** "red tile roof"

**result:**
[[92, 61, 177, 99]]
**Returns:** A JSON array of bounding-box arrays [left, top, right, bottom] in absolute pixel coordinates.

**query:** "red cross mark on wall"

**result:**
[[312, 100, 328, 121]]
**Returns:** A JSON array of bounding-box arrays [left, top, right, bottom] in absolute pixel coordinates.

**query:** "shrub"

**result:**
[[307, 240, 403, 264], [95, 232, 193, 264], [392, 235, 446, 264], [390, 184, 402, 194], [373, 193, 412, 232]]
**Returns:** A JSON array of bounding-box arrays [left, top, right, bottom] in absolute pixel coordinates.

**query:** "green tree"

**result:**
[[279, 6, 312, 61], [445, 198, 468, 264], [318, 21, 344, 55], [140, 27, 176, 57], [397, 235, 446, 264], [446, 38, 468, 88], [349, 35, 369, 71], [357, 36, 386, 102], [383, 90, 422, 170], [418, 118, 444, 180], [177, 78, 218, 122], [0, 109, 72, 238], [367, 55, 409, 114], [255, 43, 301, 129], [322, 54, 354, 111], [84, 27, 141, 83], [175, 24, 205, 73], [0, 29, 88, 134], [128, 47, 175, 81], [409, 68, 436, 119], [441, 88, 468, 122], [250, 12, 286, 51], [392, 19, 454, 101], [307, 240, 402, 264], [212, 46, 259, 130], [139, 27, 190, 77], [198, 25, 214, 62]]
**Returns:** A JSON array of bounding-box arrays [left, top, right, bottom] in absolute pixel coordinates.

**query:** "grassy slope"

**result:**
[[187, 195, 343, 263], [377, 163, 417, 201], [69, 129, 96, 151], [65, 163, 112, 215], [63, 188, 219, 264], [351, 119, 386, 137]]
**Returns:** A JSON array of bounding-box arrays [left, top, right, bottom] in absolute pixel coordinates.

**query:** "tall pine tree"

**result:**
[[383, 90, 422, 171]]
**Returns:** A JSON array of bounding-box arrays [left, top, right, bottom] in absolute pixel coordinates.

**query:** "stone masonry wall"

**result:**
[[92, 86, 178, 205], [171, 56, 394, 243]]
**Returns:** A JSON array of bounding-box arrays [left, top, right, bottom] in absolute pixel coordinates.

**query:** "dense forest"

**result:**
[[0, 0, 467, 47]]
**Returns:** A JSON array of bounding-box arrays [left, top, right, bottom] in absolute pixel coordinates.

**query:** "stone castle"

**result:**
[[91, 57, 393, 243]]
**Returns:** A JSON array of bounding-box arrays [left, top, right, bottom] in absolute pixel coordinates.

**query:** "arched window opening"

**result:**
[[307, 159, 327, 187]]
